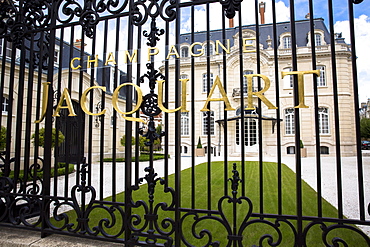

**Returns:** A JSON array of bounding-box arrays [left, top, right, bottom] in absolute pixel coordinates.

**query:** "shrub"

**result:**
[[197, 137, 203, 149], [120, 135, 135, 146], [31, 128, 65, 148]]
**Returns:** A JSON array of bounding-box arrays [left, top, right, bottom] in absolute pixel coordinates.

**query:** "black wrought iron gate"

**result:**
[[0, 0, 369, 246]]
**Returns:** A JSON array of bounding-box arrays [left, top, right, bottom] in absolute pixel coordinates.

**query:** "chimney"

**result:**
[[259, 2, 266, 25], [229, 18, 234, 28], [74, 39, 86, 49]]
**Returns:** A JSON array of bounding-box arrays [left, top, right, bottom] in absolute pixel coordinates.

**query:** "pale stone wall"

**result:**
[[163, 28, 356, 158]]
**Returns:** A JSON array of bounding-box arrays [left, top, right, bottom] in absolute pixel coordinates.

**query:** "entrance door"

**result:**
[[236, 118, 259, 152], [56, 100, 85, 164]]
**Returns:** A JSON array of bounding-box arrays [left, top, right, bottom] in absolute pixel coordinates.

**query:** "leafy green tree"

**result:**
[[31, 128, 65, 148], [0, 126, 6, 150], [360, 118, 370, 139]]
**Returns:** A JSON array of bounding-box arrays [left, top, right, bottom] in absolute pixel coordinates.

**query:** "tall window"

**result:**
[[202, 111, 214, 135], [242, 70, 257, 92], [1, 97, 9, 114], [181, 47, 188, 57], [315, 33, 322, 46], [318, 107, 329, 134], [285, 108, 295, 135], [181, 112, 189, 136], [283, 67, 293, 88], [317, 66, 326, 86], [236, 119, 257, 146], [202, 73, 214, 93], [283, 36, 291, 49]]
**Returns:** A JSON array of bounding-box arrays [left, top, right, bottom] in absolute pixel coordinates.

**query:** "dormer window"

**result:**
[[204, 43, 214, 56], [315, 33, 322, 46], [283, 36, 291, 49], [181, 47, 189, 57], [307, 30, 326, 47]]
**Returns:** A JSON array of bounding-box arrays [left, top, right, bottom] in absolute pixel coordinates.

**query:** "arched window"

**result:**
[[317, 66, 326, 86], [181, 47, 188, 57], [202, 111, 215, 135], [202, 73, 214, 93], [181, 112, 189, 136], [285, 108, 295, 135], [283, 36, 291, 49], [315, 33, 322, 46], [318, 107, 329, 134]]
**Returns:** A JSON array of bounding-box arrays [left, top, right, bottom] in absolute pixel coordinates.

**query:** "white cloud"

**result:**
[[335, 14, 370, 103]]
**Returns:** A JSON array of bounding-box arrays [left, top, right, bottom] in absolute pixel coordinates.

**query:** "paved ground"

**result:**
[[1, 152, 369, 245]]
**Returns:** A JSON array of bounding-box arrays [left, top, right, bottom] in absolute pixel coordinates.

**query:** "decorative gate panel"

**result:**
[[0, 0, 369, 246]]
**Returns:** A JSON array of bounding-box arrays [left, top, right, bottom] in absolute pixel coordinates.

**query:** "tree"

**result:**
[[0, 126, 6, 150], [360, 118, 370, 139], [31, 128, 65, 148]]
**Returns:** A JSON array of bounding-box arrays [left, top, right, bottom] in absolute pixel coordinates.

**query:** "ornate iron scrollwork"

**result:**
[[180, 163, 293, 246], [47, 158, 125, 237], [57, 0, 129, 38], [129, 166, 175, 246], [139, 63, 165, 146]]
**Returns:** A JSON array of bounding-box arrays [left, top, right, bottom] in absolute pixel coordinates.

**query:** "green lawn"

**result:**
[[51, 161, 368, 246]]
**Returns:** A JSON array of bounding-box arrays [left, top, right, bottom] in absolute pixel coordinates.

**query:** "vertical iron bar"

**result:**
[[100, 20, 109, 201], [206, 2, 212, 212], [23, 32, 36, 193], [271, 0, 283, 216], [54, 28, 64, 196], [64, 26, 74, 198], [237, 6, 245, 197], [221, 6, 228, 197], [125, 0, 135, 242], [328, 0, 344, 219], [41, 1, 57, 237], [254, 0, 264, 216], [288, 0, 303, 245], [174, 2, 182, 245], [348, 0, 365, 220], [308, 0, 322, 218], [190, 3, 196, 210], [112, 17, 121, 202]]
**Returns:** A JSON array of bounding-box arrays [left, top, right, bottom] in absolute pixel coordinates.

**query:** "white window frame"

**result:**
[[315, 33, 322, 46], [283, 67, 293, 88], [1, 96, 9, 114], [243, 70, 257, 93], [202, 73, 214, 93], [181, 112, 189, 136], [317, 65, 326, 87], [318, 107, 329, 134], [204, 43, 214, 56], [181, 47, 189, 58], [283, 36, 291, 49], [202, 111, 215, 136], [285, 108, 295, 135]]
